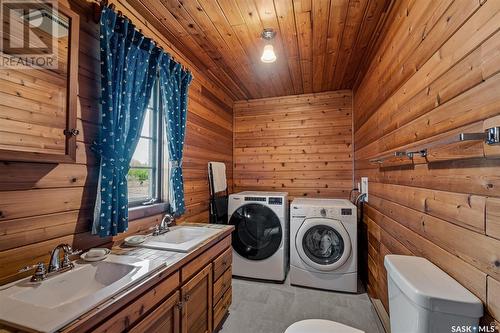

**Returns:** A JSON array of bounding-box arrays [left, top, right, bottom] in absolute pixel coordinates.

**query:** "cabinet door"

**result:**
[[130, 291, 180, 333], [0, 2, 80, 163], [181, 264, 213, 333]]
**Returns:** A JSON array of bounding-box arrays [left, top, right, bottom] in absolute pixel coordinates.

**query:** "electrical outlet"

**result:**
[[361, 177, 368, 202]]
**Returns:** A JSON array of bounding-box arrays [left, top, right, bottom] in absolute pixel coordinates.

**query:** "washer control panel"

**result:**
[[244, 197, 266, 202], [268, 197, 283, 205]]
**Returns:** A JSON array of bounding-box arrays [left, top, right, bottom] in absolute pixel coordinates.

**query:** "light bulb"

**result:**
[[261, 44, 276, 63]]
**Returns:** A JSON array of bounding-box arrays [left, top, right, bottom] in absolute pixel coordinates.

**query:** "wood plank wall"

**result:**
[[233, 91, 353, 199], [353, 0, 500, 325], [0, 0, 233, 285]]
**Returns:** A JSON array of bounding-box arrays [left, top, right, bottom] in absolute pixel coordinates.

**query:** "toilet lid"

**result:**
[[284, 319, 364, 333]]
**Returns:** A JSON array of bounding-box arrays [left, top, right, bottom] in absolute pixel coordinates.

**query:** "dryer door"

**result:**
[[296, 218, 351, 271], [229, 203, 282, 260]]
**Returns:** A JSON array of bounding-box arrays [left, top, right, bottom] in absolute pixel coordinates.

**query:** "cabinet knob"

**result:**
[[184, 294, 191, 302], [64, 129, 80, 137]]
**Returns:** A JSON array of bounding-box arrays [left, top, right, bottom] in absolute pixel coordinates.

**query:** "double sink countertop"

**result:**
[[0, 223, 234, 333]]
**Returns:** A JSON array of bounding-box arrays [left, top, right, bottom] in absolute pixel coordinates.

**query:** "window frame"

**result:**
[[128, 78, 168, 208]]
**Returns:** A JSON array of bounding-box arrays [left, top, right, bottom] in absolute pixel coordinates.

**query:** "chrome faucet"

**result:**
[[153, 213, 175, 236], [49, 244, 77, 273], [19, 244, 80, 282]]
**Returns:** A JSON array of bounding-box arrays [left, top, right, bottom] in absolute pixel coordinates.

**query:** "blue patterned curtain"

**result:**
[[92, 7, 161, 237], [159, 55, 193, 216]]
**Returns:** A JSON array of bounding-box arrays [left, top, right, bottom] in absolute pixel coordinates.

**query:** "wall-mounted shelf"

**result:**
[[369, 126, 500, 167], [369, 150, 426, 165]]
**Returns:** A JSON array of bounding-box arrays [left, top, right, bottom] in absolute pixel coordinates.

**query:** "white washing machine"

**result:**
[[290, 198, 357, 292], [228, 191, 289, 282]]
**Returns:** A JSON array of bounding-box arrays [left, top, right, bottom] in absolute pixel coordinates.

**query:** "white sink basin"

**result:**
[[0, 255, 151, 332], [140, 226, 220, 252], [11, 261, 134, 309]]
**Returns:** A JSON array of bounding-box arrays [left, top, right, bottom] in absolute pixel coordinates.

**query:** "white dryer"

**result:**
[[228, 191, 289, 282], [290, 198, 357, 292]]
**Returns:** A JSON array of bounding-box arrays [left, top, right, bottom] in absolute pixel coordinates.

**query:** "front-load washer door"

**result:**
[[229, 203, 282, 261], [296, 218, 351, 271]]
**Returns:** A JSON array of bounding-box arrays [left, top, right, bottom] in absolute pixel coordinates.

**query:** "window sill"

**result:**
[[129, 202, 168, 221]]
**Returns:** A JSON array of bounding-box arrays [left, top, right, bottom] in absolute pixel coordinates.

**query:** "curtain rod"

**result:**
[[94, 0, 190, 74]]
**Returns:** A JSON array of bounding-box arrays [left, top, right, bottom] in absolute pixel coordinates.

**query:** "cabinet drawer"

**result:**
[[213, 287, 232, 330], [93, 271, 180, 332], [213, 247, 232, 281], [182, 236, 231, 283], [213, 266, 231, 305]]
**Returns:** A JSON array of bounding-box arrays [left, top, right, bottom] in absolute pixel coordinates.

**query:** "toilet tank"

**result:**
[[384, 255, 483, 333]]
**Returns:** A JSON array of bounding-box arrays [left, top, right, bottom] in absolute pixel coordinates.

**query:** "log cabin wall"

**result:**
[[353, 0, 500, 325], [233, 91, 353, 200], [0, 0, 233, 285]]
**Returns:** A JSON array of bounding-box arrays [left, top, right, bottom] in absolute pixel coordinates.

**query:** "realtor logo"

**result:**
[[0, 0, 60, 69]]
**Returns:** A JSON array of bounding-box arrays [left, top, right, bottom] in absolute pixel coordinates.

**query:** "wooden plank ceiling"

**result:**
[[128, 0, 391, 100]]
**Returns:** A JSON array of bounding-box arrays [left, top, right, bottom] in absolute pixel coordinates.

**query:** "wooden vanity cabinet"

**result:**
[[181, 264, 213, 333], [90, 271, 181, 333], [51, 234, 233, 333], [131, 262, 215, 333], [129, 291, 181, 333], [129, 259, 228, 333]]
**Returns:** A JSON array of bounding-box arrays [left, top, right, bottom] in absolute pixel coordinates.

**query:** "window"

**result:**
[[127, 79, 168, 206]]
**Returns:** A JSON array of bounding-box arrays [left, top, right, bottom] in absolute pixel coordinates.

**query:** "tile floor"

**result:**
[[219, 277, 384, 333]]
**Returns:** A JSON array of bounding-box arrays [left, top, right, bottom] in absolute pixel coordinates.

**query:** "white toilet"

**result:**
[[284, 255, 483, 333], [384, 255, 483, 333], [285, 319, 363, 333]]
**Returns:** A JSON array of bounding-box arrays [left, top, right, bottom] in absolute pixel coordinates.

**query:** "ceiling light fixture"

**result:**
[[261, 28, 276, 63]]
